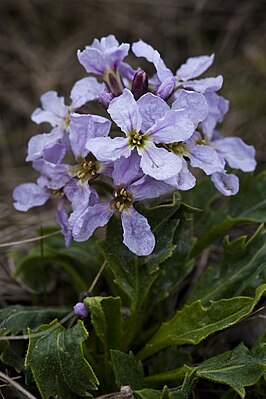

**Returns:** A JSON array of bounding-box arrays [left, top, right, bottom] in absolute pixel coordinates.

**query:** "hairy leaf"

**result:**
[[111, 350, 144, 389], [0, 305, 70, 334], [25, 320, 98, 399], [84, 296, 123, 352], [188, 225, 266, 303], [137, 285, 266, 360]]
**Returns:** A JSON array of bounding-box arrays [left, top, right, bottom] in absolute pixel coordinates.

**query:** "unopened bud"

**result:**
[[99, 91, 114, 109], [156, 76, 175, 100], [73, 302, 89, 318], [132, 70, 148, 100]]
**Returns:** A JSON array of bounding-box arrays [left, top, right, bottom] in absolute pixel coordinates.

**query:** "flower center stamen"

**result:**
[[113, 187, 132, 212], [128, 131, 146, 148], [69, 160, 99, 183], [166, 142, 189, 155]]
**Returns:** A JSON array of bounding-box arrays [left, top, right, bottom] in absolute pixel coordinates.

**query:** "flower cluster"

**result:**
[[13, 35, 256, 256]]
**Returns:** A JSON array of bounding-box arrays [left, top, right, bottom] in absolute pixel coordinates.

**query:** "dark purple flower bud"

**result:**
[[73, 302, 89, 318], [99, 91, 114, 109], [132, 70, 149, 100]]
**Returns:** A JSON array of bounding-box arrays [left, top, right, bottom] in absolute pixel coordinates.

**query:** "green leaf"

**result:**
[[25, 320, 98, 399], [84, 296, 123, 352], [110, 350, 144, 389], [197, 344, 266, 398], [0, 341, 24, 372], [13, 252, 56, 293], [151, 212, 195, 303], [134, 388, 163, 399], [137, 285, 266, 360], [0, 305, 70, 334], [191, 172, 266, 257], [188, 225, 266, 303], [99, 193, 181, 312]]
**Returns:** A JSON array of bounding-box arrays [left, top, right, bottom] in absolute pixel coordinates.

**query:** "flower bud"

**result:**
[[156, 76, 175, 100], [132, 70, 149, 100], [99, 91, 114, 109], [73, 302, 89, 318]]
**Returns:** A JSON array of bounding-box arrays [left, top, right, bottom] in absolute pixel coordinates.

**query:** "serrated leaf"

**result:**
[[84, 296, 123, 352], [137, 285, 266, 360], [188, 225, 266, 303], [0, 305, 70, 334], [191, 172, 266, 257], [111, 350, 144, 389], [25, 320, 98, 399], [197, 343, 266, 398]]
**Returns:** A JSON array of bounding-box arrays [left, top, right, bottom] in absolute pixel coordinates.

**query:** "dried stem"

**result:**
[[0, 371, 38, 399]]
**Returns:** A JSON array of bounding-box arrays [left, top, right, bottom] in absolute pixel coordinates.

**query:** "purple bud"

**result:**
[[132, 70, 149, 100], [99, 91, 114, 109], [156, 76, 176, 100], [73, 302, 89, 318]]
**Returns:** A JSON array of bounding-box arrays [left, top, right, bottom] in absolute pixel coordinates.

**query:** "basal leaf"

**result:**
[[188, 225, 266, 303], [110, 350, 144, 390], [197, 343, 266, 398], [137, 285, 266, 360], [0, 305, 70, 335], [84, 296, 123, 352], [25, 320, 98, 399]]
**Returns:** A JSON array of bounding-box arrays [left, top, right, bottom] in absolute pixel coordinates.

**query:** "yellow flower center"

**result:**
[[113, 187, 132, 212]]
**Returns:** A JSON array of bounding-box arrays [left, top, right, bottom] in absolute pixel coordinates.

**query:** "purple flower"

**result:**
[[28, 78, 105, 162], [77, 35, 130, 75], [69, 156, 171, 256], [132, 40, 223, 94], [86, 89, 195, 181], [211, 172, 239, 196]]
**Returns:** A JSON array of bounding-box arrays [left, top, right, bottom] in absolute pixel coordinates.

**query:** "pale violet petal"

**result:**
[[172, 89, 208, 127], [56, 199, 71, 247], [77, 47, 105, 74], [42, 143, 66, 164], [31, 91, 68, 127], [176, 54, 215, 81], [69, 113, 111, 159], [149, 109, 195, 143], [71, 202, 113, 241], [121, 207, 155, 256], [13, 183, 50, 211], [132, 40, 173, 82], [213, 137, 256, 172], [183, 76, 223, 93], [129, 175, 171, 201], [86, 137, 131, 162], [32, 159, 71, 190], [211, 172, 239, 196], [26, 128, 64, 162], [165, 159, 196, 191], [112, 151, 143, 188], [139, 142, 182, 180], [108, 89, 142, 134], [202, 92, 230, 135], [188, 144, 225, 175], [70, 77, 105, 108], [137, 93, 169, 132]]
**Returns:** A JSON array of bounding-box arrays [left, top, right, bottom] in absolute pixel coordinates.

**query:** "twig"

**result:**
[[0, 230, 61, 248], [88, 260, 107, 295], [0, 371, 38, 399]]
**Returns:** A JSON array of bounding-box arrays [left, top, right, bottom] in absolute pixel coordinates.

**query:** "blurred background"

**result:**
[[0, 0, 265, 246]]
